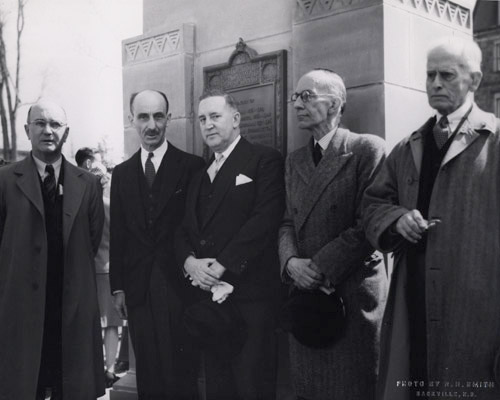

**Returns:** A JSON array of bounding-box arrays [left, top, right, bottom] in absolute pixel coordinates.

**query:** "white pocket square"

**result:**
[[235, 174, 253, 186]]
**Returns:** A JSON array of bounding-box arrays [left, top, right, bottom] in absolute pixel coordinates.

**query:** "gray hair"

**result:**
[[427, 36, 482, 73], [308, 69, 347, 114]]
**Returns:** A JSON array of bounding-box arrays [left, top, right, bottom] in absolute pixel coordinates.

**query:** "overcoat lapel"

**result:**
[[62, 160, 85, 247], [201, 138, 252, 229], [153, 144, 183, 220], [14, 156, 44, 219], [408, 117, 434, 176], [441, 105, 497, 166], [295, 129, 352, 232]]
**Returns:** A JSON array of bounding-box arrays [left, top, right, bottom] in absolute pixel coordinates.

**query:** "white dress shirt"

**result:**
[[314, 128, 337, 155], [435, 97, 473, 137], [32, 154, 63, 184], [140, 139, 169, 173], [207, 135, 241, 182]]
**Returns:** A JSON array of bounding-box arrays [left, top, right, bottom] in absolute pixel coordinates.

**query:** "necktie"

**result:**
[[43, 164, 56, 203], [145, 152, 156, 188], [313, 143, 323, 167], [214, 154, 224, 178], [433, 116, 450, 149]]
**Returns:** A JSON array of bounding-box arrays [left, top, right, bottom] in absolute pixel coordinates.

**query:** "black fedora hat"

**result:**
[[280, 288, 346, 349], [183, 298, 247, 358]]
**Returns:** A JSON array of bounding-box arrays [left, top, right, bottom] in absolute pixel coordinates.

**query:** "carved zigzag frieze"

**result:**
[[124, 30, 181, 64], [295, 0, 470, 29]]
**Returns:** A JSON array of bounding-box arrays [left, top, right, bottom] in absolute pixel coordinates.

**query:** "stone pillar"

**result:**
[[291, 0, 476, 151], [121, 23, 196, 159]]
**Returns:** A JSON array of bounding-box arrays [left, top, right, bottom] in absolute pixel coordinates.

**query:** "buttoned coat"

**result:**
[[363, 104, 500, 400], [279, 128, 388, 400], [0, 156, 105, 400]]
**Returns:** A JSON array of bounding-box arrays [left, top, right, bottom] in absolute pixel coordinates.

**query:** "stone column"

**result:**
[[290, 0, 476, 151], [121, 23, 196, 159]]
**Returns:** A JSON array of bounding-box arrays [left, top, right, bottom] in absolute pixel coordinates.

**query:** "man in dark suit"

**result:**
[[175, 89, 285, 400], [0, 100, 105, 400], [279, 69, 388, 400], [110, 89, 204, 399]]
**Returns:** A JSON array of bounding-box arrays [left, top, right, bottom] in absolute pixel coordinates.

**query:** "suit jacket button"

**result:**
[[407, 177, 414, 184], [32, 283, 39, 291], [200, 239, 206, 246], [293, 208, 298, 214]]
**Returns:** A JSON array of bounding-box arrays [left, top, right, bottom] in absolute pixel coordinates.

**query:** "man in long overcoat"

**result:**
[[0, 100, 105, 399], [279, 69, 388, 400], [363, 37, 500, 400]]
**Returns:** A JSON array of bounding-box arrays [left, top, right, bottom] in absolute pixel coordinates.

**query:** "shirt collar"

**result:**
[[435, 97, 473, 133], [314, 128, 337, 151], [32, 153, 63, 182], [215, 135, 241, 161], [141, 139, 168, 162]]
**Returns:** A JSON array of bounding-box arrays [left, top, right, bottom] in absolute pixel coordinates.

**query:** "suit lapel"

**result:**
[[62, 159, 85, 247], [126, 151, 147, 231], [153, 144, 183, 219], [14, 156, 45, 219], [295, 129, 353, 232], [201, 138, 252, 229]]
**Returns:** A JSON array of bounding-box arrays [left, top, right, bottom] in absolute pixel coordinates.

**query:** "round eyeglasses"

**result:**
[[29, 119, 67, 131], [290, 90, 337, 103]]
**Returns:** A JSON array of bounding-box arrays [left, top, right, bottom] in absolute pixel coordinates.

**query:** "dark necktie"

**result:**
[[43, 164, 56, 203], [433, 116, 450, 149], [313, 143, 323, 167], [145, 152, 156, 188]]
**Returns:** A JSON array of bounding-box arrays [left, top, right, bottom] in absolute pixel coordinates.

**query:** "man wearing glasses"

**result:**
[[0, 100, 105, 399], [278, 69, 388, 400]]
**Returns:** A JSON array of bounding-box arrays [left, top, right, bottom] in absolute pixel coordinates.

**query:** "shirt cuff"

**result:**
[[112, 290, 124, 295]]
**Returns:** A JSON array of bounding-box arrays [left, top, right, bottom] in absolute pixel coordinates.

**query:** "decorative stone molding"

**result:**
[[123, 27, 190, 66], [294, 0, 471, 29]]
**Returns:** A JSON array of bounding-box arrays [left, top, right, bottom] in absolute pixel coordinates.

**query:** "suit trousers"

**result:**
[[204, 300, 277, 400], [128, 264, 197, 400]]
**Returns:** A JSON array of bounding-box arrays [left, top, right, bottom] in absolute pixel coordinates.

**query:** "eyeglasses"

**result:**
[[290, 90, 336, 103], [29, 119, 67, 131]]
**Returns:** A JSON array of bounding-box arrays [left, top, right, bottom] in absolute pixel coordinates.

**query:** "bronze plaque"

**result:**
[[203, 39, 287, 154], [230, 84, 275, 148]]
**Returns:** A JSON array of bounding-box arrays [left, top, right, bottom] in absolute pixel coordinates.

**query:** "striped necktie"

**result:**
[[433, 116, 450, 149], [43, 164, 57, 203]]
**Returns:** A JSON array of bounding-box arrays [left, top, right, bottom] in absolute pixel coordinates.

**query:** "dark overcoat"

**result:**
[[0, 156, 105, 400], [363, 104, 500, 400], [278, 128, 388, 400]]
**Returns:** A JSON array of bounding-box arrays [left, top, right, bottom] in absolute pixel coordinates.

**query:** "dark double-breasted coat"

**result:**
[[279, 128, 388, 400], [0, 156, 105, 400]]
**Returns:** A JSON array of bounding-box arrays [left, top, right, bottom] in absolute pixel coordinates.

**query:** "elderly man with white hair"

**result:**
[[279, 68, 388, 400], [363, 37, 500, 400]]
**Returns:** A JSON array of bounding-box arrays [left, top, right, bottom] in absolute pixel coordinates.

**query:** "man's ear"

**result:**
[[233, 112, 241, 128], [85, 159, 92, 170], [61, 127, 70, 144], [470, 71, 483, 93], [128, 114, 134, 124], [166, 113, 172, 124], [24, 124, 30, 140]]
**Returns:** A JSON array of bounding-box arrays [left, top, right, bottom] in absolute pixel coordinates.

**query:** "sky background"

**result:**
[[1, 0, 143, 163]]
